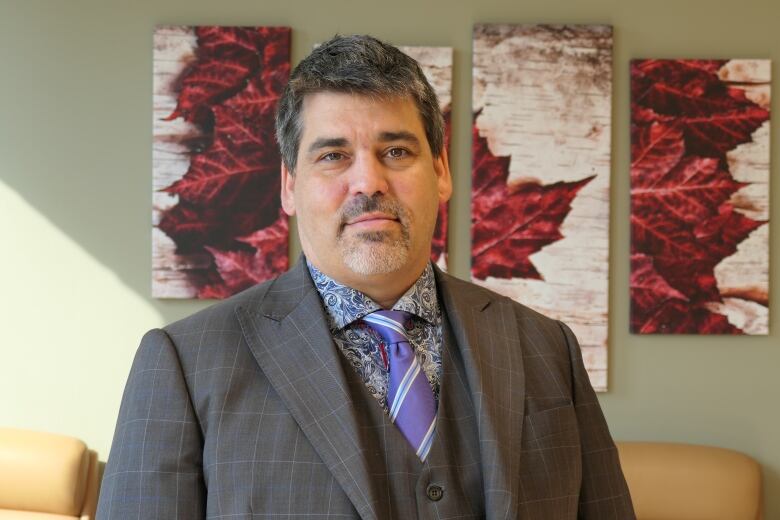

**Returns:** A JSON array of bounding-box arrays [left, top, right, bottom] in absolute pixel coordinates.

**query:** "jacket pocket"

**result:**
[[522, 402, 578, 448]]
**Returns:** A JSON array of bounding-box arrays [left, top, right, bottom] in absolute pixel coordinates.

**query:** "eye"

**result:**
[[321, 151, 345, 162], [386, 147, 409, 159]]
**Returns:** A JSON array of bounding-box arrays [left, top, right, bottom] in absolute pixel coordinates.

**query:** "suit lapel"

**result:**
[[436, 268, 526, 520], [235, 260, 380, 520]]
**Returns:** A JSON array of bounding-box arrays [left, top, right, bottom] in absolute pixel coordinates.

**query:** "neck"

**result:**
[[350, 275, 415, 309], [309, 258, 428, 309]]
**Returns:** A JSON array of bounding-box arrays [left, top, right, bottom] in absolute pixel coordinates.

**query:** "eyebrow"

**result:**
[[307, 137, 349, 155], [378, 131, 420, 147], [306, 131, 422, 156]]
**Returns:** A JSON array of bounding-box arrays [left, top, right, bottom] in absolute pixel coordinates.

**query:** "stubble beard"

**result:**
[[337, 195, 412, 276]]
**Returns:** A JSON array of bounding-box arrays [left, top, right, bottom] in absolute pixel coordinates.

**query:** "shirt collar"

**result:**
[[307, 260, 440, 332]]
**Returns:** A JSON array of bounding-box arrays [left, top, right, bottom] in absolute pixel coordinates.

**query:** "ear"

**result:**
[[433, 147, 453, 204], [280, 163, 296, 216]]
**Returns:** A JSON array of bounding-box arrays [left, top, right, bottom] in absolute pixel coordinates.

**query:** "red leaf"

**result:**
[[471, 121, 594, 280], [158, 26, 291, 298], [165, 27, 290, 124], [630, 253, 688, 332], [158, 199, 281, 255], [238, 213, 289, 253], [630, 59, 769, 333], [630, 123, 685, 181], [196, 26, 277, 59], [642, 82, 751, 118], [633, 59, 727, 79], [633, 154, 745, 224], [630, 103, 670, 125], [203, 215, 289, 295], [632, 59, 769, 159], [258, 28, 291, 90], [676, 107, 769, 157], [223, 29, 290, 120], [224, 75, 285, 121], [163, 105, 280, 208], [637, 299, 742, 334], [631, 171, 761, 302], [471, 119, 512, 218], [158, 202, 219, 253], [630, 105, 769, 158], [627, 253, 737, 334], [202, 248, 261, 294], [165, 54, 258, 123], [633, 59, 741, 117], [197, 282, 234, 300]]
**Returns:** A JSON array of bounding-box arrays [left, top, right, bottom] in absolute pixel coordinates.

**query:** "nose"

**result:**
[[348, 152, 389, 197]]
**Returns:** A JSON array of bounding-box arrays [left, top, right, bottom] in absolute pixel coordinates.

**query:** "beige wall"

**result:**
[[1, 0, 777, 514]]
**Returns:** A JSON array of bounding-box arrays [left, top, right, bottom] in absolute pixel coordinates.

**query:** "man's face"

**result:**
[[281, 92, 451, 288]]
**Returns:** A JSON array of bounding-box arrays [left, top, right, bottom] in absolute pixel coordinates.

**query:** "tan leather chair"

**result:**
[[617, 441, 762, 520], [0, 428, 99, 519]]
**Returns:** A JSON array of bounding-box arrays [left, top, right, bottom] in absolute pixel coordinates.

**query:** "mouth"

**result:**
[[344, 212, 399, 229]]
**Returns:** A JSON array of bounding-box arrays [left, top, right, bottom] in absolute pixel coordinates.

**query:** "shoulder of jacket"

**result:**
[[437, 270, 562, 327], [162, 277, 277, 336]]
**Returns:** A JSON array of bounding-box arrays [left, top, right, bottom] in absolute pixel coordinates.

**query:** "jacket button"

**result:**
[[426, 484, 444, 501]]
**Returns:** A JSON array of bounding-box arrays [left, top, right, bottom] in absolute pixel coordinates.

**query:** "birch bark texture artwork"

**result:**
[[630, 59, 770, 334], [472, 24, 612, 390], [399, 46, 453, 270], [153, 26, 291, 298]]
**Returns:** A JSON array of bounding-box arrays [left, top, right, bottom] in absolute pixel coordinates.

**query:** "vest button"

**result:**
[[426, 484, 444, 501]]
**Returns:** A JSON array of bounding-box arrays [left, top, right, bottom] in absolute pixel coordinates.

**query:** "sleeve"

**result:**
[[558, 321, 637, 520], [96, 328, 206, 519]]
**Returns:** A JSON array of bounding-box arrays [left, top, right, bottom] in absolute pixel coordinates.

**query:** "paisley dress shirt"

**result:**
[[307, 261, 443, 413]]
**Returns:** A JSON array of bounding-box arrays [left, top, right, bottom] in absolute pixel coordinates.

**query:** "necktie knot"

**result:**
[[362, 310, 412, 346]]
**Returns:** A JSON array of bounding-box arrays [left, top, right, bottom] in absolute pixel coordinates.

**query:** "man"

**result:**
[[97, 35, 634, 519]]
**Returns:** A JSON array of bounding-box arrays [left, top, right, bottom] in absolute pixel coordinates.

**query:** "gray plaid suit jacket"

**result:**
[[97, 260, 634, 519]]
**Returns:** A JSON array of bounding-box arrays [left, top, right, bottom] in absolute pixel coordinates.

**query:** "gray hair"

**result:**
[[274, 34, 444, 172]]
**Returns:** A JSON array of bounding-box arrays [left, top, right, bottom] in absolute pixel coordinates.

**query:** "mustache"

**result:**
[[338, 194, 406, 233]]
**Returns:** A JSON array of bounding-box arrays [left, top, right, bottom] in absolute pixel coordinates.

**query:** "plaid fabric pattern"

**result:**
[[96, 259, 635, 519]]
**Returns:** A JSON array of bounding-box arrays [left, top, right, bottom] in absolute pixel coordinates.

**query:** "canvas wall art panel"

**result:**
[[153, 25, 291, 298], [630, 59, 770, 334], [398, 46, 453, 270], [472, 24, 612, 390]]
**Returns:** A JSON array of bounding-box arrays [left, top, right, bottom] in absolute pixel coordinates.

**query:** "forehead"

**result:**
[[298, 92, 426, 142]]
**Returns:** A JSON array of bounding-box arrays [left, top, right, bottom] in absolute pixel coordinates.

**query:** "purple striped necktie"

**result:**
[[363, 310, 437, 461]]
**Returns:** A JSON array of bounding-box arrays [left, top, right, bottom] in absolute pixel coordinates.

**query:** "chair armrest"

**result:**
[[0, 428, 90, 516], [616, 441, 762, 520]]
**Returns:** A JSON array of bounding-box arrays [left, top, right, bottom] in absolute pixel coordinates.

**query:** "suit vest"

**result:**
[[339, 313, 486, 520]]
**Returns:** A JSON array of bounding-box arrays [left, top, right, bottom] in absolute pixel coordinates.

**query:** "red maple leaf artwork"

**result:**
[[156, 26, 290, 298], [199, 214, 289, 298], [630, 59, 770, 334], [471, 116, 594, 281]]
